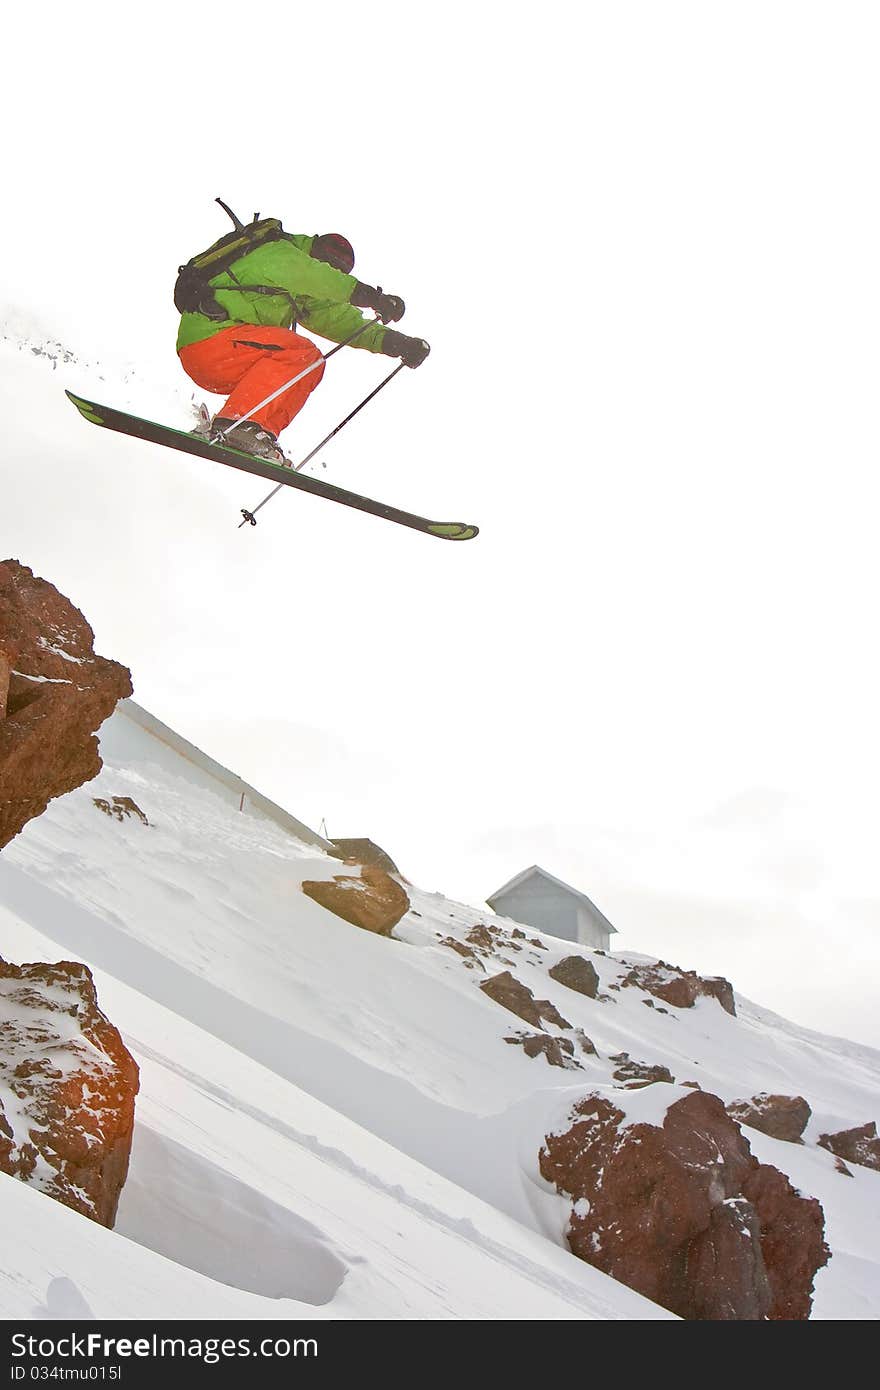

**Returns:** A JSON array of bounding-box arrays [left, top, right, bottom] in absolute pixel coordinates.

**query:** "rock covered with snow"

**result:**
[[818, 1121, 880, 1173], [727, 1092, 811, 1143], [0, 560, 132, 849], [504, 1032, 580, 1068], [540, 1085, 829, 1320], [0, 959, 139, 1227], [609, 1051, 675, 1088], [621, 958, 736, 1015]]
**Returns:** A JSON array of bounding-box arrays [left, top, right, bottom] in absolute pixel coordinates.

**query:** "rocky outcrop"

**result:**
[[540, 1087, 828, 1320], [0, 959, 139, 1227], [621, 959, 736, 1016], [610, 1052, 675, 1087], [468, 925, 500, 951], [727, 1093, 811, 1143], [93, 795, 149, 826], [329, 838, 401, 876], [301, 864, 409, 936], [0, 560, 132, 849], [440, 937, 485, 970], [740, 1162, 829, 1320], [480, 971, 571, 1030], [548, 955, 599, 998], [818, 1122, 880, 1173], [505, 1033, 579, 1068]]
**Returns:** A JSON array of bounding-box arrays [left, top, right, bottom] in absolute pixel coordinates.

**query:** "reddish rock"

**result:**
[[480, 971, 571, 1029], [742, 1163, 829, 1319], [0, 560, 132, 849], [0, 959, 139, 1227], [548, 955, 599, 998], [621, 959, 736, 1016], [686, 1198, 772, 1320], [466, 925, 497, 951], [0, 648, 9, 719], [726, 1093, 811, 1143], [301, 864, 409, 936], [610, 1051, 675, 1088], [505, 1033, 579, 1069], [817, 1122, 880, 1173], [440, 937, 485, 970], [540, 1087, 828, 1320]]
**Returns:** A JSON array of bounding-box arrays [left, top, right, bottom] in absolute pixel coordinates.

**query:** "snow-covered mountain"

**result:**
[[1, 696, 878, 1320]]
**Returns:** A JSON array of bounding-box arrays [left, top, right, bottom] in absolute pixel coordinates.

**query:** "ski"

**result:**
[[65, 392, 479, 542]]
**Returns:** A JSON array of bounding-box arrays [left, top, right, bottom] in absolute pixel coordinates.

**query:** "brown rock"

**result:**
[[610, 1051, 675, 1088], [0, 648, 9, 719], [686, 1198, 772, 1320], [440, 937, 485, 971], [548, 955, 599, 998], [742, 1163, 829, 1319], [505, 1033, 579, 1069], [329, 838, 401, 875], [0, 561, 132, 849], [540, 1087, 828, 1320], [480, 971, 571, 1029], [466, 925, 497, 951], [726, 1093, 811, 1143], [93, 795, 149, 826], [301, 864, 409, 936], [817, 1121, 880, 1173], [0, 959, 139, 1227], [621, 959, 736, 1016]]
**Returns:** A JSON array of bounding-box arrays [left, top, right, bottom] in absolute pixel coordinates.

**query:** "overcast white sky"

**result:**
[[2, 2, 880, 1048]]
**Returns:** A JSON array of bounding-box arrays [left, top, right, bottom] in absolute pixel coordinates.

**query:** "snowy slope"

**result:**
[[0, 707, 665, 1321], [1, 700, 878, 1319]]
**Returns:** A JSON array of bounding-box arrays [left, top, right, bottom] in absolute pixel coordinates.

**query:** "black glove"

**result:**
[[350, 282, 405, 324], [382, 329, 431, 368]]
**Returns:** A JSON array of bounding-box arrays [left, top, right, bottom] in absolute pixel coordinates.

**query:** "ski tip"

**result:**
[[65, 389, 104, 425], [428, 522, 480, 541]]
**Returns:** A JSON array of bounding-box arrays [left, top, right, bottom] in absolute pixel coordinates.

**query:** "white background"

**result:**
[[2, 2, 879, 1046]]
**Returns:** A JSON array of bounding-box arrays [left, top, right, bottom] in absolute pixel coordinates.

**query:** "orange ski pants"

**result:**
[[178, 325, 325, 437]]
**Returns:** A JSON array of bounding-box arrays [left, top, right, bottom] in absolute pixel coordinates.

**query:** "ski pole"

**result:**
[[238, 362, 406, 528], [213, 315, 381, 444]]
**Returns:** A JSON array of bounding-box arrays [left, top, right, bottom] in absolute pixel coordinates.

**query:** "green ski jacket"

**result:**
[[176, 233, 389, 355]]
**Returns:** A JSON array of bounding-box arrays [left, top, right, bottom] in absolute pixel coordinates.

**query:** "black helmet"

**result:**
[[310, 233, 355, 274]]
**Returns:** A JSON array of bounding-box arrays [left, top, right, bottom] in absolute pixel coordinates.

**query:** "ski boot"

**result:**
[[210, 416, 286, 463]]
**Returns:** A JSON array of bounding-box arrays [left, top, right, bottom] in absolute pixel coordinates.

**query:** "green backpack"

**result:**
[[174, 199, 288, 321]]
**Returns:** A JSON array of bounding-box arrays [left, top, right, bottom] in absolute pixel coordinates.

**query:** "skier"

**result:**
[[176, 225, 430, 460]]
